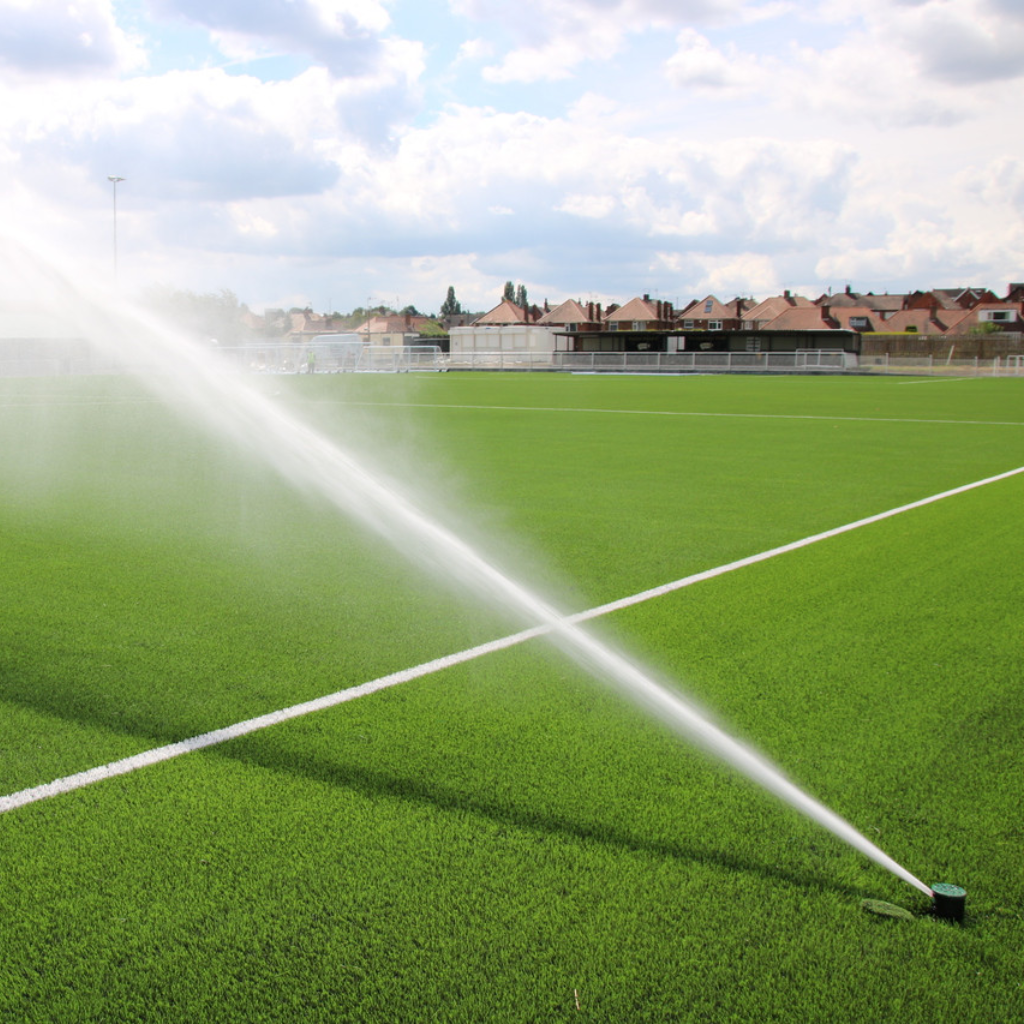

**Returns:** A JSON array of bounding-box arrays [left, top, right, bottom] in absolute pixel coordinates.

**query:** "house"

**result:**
[[677, 295, 748, 331], [741, 291, 812, 331], [870, 307, 968, 336], [472, 299, 535, 326], [943, 301, 1024, 334], [760, 305, 840, 332], [449, 298, 556, 355], [818, 287, 907, 313], [355, 313, 430, 347], [603, 295, 674, 332], [908, 287, 999, 311], [286, 310, 352, 343], [536, 300, 605, 350], [829, 306, 886, 333], [537, 299, 603, 332]]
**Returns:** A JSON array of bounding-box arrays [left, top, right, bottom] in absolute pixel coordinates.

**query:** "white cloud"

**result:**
[[150, 0, 393, 75], [665, 28, 760, 93], [455, 0, 768, 83], [557, 194, 618, 219], [2, 0, 1023, 316], [0, 0, 146, 76]]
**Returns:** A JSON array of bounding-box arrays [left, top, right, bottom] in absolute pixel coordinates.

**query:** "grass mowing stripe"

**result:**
[[319, 399, 1024, 428], [3, 462, 1020, 818]]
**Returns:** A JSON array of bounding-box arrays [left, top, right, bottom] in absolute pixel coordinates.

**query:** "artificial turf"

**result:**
[[0, 372, 1021, 1021]]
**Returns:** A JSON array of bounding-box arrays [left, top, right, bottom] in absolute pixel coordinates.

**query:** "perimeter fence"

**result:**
[[446, 350, 1024, 376], [2, 342, 1022, 378]]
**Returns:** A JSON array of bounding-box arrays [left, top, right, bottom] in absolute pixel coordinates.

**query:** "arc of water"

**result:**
[[9, 246, 934, 895]]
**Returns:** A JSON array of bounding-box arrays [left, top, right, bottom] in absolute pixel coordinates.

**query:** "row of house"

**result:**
[[237, 282, 1024, 360], [449, 284, 1024, 357]]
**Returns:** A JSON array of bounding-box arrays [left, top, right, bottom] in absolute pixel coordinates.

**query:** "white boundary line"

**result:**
[[2, 464, 1022, 816], [321, 400, 1024, 429]]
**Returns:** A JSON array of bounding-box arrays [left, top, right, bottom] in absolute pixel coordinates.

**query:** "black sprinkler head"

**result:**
[[931, 883, 966, 923]]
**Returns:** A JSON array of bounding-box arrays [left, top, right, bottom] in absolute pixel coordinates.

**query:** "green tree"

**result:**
[[514, 283, 528, 309], [503, 280, 515, 302], [440, 286, 462, 318], [143, 286, 248, 345]]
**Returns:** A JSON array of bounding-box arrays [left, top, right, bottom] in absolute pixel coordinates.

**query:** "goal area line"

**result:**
[[2, 464, 1021, 817]]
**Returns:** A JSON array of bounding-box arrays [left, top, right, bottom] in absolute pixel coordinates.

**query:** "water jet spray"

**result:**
[[2, 238, 937, 900]]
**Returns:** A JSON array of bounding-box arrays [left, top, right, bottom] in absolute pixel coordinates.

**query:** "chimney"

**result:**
[[845, 284, 852, 295], [643, 293, 650, 302], [784, 289, 791, 300], [588, 301, 594, 321]]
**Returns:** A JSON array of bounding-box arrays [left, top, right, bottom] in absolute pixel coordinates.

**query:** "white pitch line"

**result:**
[[2, 464, 1022, 816], [895, 377, 978, 386], [322, 400, 1024, 429]]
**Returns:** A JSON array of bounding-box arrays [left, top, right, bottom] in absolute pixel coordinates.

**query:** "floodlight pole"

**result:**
[[107, 175, 125, 281]]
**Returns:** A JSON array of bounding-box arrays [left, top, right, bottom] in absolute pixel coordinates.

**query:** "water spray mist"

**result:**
[[2, 238, 936, 899]]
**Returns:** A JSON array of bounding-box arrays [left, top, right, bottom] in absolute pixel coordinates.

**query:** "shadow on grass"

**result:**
[[1, 656, 870, 900], [227, 737, 873, 900]]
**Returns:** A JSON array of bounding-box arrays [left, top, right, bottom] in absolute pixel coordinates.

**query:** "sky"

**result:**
[[0, 0, 1022, 315]]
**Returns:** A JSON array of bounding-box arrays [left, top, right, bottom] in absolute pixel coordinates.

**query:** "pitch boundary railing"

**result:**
[[443, 350, 1024, 376]]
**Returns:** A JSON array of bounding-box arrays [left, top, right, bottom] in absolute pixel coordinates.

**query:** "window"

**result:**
[[683, 319, 694, 330], [708, 320, 723, 331], [632, 321, 645, 332], [704, 299, 714, 313]]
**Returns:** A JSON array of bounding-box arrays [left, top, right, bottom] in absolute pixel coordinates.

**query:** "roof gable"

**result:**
[[538, 299, 591, 325], [474, 299, 530, 325], [742, 293, 812, 321], [604, 296, 660, 322], [761, 306, 838, 331], [681, 295, 732, 319]]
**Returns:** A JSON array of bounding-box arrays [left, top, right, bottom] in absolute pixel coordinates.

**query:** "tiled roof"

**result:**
[[683, 295, 732, 319], [474, 299, 530, 325], [872, 308, 961, 335], [604, 296, 660, 322], [538, 299, 592, 325], [761, 306, 839, 331], [742, 293, 812, 322], [819, 291, 906, 312], [829, 306, 882, 331]]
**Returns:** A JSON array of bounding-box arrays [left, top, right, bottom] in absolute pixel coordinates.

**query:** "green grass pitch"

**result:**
[[0, 372, 1022, 1022]]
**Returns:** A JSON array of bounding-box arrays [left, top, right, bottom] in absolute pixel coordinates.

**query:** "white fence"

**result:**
[[448, 350, 854, 373], [3, 342, 1023, 378], [217, 342, 445, 374], [858, 353, 1024, 377], [445, 350, 1024, 376]]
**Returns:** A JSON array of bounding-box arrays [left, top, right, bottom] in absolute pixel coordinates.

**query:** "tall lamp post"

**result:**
[[107, 175, 125, 280]]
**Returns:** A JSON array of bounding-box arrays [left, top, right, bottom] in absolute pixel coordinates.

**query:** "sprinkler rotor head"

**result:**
[[931, 883, 966, 923]]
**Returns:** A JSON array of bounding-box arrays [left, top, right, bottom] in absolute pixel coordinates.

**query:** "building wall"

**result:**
[[448, 324, 559, 354]]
